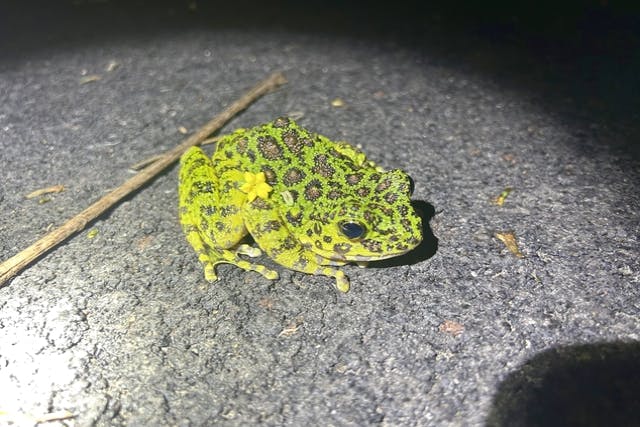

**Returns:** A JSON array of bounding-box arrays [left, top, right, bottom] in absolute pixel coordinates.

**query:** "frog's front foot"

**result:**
[[333, 270, 350, 293]]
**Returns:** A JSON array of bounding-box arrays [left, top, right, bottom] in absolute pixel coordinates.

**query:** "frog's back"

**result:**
[[212, 117, 357, 195]]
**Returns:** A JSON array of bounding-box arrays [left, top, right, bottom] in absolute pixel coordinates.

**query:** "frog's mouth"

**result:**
[[330, 249, 412, 263], [319, 237, 422, 263]]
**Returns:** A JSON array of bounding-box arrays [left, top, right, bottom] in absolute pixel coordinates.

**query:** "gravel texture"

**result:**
[[1, 2, 639, 426]]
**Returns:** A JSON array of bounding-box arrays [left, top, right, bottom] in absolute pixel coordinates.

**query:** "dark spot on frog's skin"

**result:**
[[398, 205, 408, 216], [261, 165, 277, 184], [262, 220, 282, 232], [312, 154, 335, 177], [369, 173, 381, 183], [394, 242, 408, 251], [247, 149, 256, 163], [306, 228, 314, 237], [384, 191, 399, 204], [224, 150, 234, 159], [315, 240, 323, 249], [282, 129, 304, 154], [215, 221, 227, 231], [333, 243, 352, 254], [327, 189, 343, 200], [313, 222, 322, 235], [361, 239, 383, 253], [300, 137, 314, 148], [346, 173, 362, 185], [283, 168, 306, 186], [357, 187, 370, 197], [200, 205, 216, 216], [285, 211, 303, 226], [304, 179, 323, 201], [376, 178, 392, 192], [258, 135, 283, 160], [401, 218, 412, 231], [220, 206, 239, 217], [251, 198, 271, 210], [282, 236, 298, 250], [323, 235, 332, 243], [192, 181, 214, 195], [272, 117, 290, 128], [185, 157, 207, 175], [199, 218, 209, 231], [236, 137, 249, 154]]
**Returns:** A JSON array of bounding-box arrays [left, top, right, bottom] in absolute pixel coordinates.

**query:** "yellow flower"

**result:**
[[240, 171, 273, 202]]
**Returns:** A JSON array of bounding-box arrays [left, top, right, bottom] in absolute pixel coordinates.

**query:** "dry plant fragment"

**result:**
[[495, 231, 524, 258], [0, 72, 287, 287], [80, 74, 101, 84], [492, 187, 513, 206], [25, 184, 65, 199], [129, 154, 166, 171], [439, 320, 464, 336]]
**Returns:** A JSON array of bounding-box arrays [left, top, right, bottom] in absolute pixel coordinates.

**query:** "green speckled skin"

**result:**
[[178, 117, 422, 292]]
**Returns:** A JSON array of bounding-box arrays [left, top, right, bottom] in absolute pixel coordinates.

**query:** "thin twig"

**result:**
[[0, 72, 287, 287]]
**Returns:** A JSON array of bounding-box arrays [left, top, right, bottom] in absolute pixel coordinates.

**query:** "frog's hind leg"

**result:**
[[179, 147, 277, 282], [182, 220, 278, 282]]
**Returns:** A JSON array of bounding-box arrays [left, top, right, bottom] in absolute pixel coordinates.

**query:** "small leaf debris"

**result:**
[[178, 126, 189, 135], [495, 231, 524, 258], [492, 187, 513, 206], [106, 60, 120, 72], [87, 229, 99, 239], [439, 320, 464, 337], [25, 184, 64, 199], [279, 316, 304, 337], [331, 98, 345, 107], [80, 74, 101, 84]]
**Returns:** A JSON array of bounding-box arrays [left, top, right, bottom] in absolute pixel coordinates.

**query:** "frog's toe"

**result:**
[[203, 263, 218, 282], [236, 244, 262, 258], [252, 265, 279, 281], [235, 259, 279, 281], [335, 271, 350, 293]]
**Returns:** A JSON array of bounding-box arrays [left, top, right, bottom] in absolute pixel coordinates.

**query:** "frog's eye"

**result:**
[[408, 175, 415, 196], [339, 222, 366, 240]]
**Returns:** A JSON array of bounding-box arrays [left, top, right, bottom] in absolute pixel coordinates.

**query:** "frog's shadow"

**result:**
[[368, 200, 438, 269]]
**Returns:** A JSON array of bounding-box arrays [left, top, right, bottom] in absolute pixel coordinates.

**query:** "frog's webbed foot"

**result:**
[[200, 247, 278, 282]]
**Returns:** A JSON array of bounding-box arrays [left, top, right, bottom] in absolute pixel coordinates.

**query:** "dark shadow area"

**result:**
[[487, 341, 640, 427], [1, 0, 638, 159], [371, 200, 438, 268]]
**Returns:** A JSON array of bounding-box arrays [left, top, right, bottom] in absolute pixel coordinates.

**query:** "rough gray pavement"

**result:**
[[1, 2, 639, 426]]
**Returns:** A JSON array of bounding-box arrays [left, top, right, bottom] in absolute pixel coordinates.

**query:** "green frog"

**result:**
[[178, 117, 422, 292]]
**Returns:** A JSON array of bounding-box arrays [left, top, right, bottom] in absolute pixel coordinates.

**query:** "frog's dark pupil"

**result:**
[[408, 175, 415, 196], [339, 222, 365, 239]]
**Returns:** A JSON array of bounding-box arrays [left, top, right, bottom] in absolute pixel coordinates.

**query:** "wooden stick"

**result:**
[[0, 72, 287, 287]]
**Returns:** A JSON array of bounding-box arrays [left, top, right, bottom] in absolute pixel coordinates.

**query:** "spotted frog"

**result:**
[[178, 117, 422, 292]]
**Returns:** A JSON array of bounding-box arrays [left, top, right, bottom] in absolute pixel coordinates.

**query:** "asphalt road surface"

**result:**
[[1, 2, 639, 426]]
